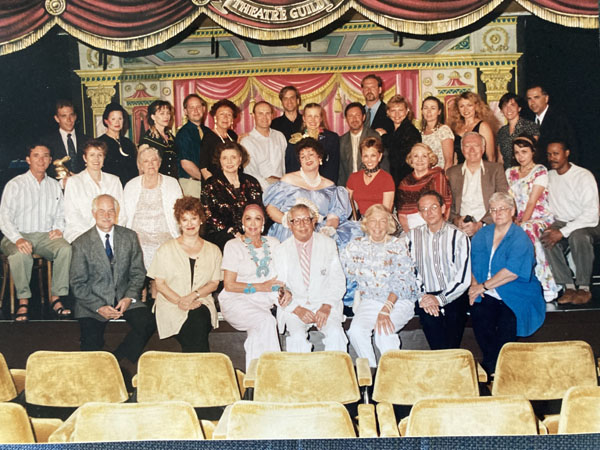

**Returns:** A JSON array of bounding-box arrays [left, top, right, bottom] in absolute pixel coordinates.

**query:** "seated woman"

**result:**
[[64, 139, 124, 244], [148, 197, 222, 352], [496, 93, 539, 169], [506, 135, 558, 301], [139, 100, 177, 178], [346, 136, 395, 216], [219, 204, 282, 369], [201, 99, 240, 178], [287, 103, 340, 184], [123, 145, 182, 272], [469, 192, 545, 376], [265, 137, 360, 249], [97, 103, 138, 185], [201, 141, 263, 251], [396, 143, 452, 232], [420, 96, 454, 171], [342, 204, 419, 367]]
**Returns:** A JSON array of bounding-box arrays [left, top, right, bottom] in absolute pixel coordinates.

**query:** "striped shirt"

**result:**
[[0, 170, 65, 243], [406, 222, 471, 307]]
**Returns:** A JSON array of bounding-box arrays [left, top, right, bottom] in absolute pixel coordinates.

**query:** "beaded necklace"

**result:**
[[244, 237, 271, 277]]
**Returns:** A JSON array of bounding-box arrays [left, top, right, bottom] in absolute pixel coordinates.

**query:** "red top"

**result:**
[[395, 166, 452, 214], [347, 169, 395, 214]]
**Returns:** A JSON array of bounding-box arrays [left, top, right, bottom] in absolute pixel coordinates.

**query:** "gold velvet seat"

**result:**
[[0, 353, 18, 402], [48, 401, 204, 442], [372, 349, 482, 437], [214, 401, 357, 439], [405, 396, 539, 436], [557, 386, 600, 434], [492, 341, 598, 433], [0, 403, 36, 444]]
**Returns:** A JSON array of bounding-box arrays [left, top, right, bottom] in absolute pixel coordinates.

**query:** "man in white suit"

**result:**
[[274, 203, 347, 353]]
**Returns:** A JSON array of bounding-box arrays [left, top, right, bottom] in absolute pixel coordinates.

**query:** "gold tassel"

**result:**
[[515, 0, 598, 29], [0, 20, 56, 56], [333, 89, 342, 113]]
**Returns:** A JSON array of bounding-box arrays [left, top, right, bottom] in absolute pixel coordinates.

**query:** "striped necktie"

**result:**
[[300, 243, 311, 288]]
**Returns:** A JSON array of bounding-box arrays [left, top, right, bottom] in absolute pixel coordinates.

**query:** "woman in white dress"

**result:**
[[219, 204, 282, 369], [420, 96, 454, 171]]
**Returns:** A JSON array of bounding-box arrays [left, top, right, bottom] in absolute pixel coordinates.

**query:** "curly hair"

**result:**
[[212, 141, 249, 169], [447, 91, 496, 134], [210, 99, 239, 119], [359, 136, 383, 156], [294, 137, 326, 162], [173, 196, 205, 224], [405, 143, 438, 169], [360, 204, 397, 235]]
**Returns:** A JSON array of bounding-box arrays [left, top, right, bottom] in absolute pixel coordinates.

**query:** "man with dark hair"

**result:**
[[541, 141, 600, 305], [0, 144, 72, 321], [526, 85, 578, 165], [43, 99, 89, 177], [338, 102, 380, 187], [361, 74, 394, 135], [176, 93, 210, 197], [271, 85, 303, 140], [406, 190, 471, 349]]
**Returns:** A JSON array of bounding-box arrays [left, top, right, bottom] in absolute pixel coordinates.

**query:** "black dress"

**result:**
[[97, 134, 138, 186], [200, 129, 239, 178], [382, 119, 421, 187], [139, 127, 177, 178], [285, 129, 340, 185]]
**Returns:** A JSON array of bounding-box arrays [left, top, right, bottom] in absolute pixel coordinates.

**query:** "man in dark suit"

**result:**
[[526, 85, 578, 165], [338, 102, 381, 187], [70, 194, 155, 363], [361, 74, 394, 135], [43, 99, 89, 178], [446, 132, 508, 237]]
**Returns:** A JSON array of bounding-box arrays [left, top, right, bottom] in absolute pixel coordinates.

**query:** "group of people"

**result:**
[[0, 73, 594, 378]]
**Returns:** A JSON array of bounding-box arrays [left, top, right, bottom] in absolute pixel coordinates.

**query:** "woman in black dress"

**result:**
[[200, 99, 240, 180], [139, 100, 177, 178]]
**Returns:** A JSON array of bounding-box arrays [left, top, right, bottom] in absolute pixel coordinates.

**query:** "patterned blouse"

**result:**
[[395, 166, 452, 214], [497, 118, 540, 169], [139, 127, 177, 178]]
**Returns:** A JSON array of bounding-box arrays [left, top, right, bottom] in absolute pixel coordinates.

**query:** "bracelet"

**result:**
[[195, 290, 201, 299], [243, 283, 257, 294], [379, 310, 390, 316], [482, 282, 488, 290], [271, 285, 281, 292], [384, 300, 394, 311]]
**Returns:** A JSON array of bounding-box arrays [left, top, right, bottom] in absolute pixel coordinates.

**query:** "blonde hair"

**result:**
[[406, 143, 438, 168], [447, 91, 498, 134], [360, 204, 397, 235]]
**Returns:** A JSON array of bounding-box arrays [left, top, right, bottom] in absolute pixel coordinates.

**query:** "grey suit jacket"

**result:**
[[446, 160, 508, 224], [70, 225, 146, 321]]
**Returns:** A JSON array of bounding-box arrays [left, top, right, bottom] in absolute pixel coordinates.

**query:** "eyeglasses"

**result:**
[[489, 206, 512, 214], [289, 217, 313, 225], [418, 205, 440, 213]]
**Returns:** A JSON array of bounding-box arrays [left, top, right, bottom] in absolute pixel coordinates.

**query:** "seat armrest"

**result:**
[[10, 368, 26, 394], [476, 362, 488, 383], [542, 414, 559, 434], [200, 420, 217, 440], [357, 403, 377, 437], [31, 418, 63, 443], [235, 369, 246, 398], [376, 401, 400, 437], [355, 358, 372, 387], [243, 359, 258, 389], [211, 404, 232, 439], [131, 374, 138, 388]]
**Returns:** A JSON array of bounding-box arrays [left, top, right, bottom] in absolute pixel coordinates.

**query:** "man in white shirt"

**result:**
[[0, 144, 72, 321], [241, 101, 287, 192], [541, 141, 600, 305], [274, 203, 347, 353]]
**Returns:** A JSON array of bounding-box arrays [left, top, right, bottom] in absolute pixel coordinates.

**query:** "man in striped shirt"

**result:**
[[406, 190, 471, 350], [0, 144, 72, 321]]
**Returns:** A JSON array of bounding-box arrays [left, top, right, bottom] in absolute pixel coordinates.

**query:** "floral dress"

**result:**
[[506, 164, 559, 301]]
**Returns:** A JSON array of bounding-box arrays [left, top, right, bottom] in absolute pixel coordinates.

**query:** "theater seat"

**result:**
[[0, 353, 18, 402], [558, 386, 600, 434], [49, 401, 204, 442], [0, 403, 35, 443]]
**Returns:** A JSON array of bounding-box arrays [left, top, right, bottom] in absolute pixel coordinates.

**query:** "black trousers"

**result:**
[[175, 304, 212, 353], [415, 293, 468, 350], [79, 306, 156, 363], [470, 294, 517, 376]]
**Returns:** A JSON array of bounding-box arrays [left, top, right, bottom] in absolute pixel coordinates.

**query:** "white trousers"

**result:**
[[283, 304, 347, 353], [219, 293, 280, 370], [347, 298, 415, 367]]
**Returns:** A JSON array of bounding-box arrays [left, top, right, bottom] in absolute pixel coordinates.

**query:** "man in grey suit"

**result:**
[[446, 132, 508, 237], [70, 194, 155, 363], [338, 102, 381, 187]]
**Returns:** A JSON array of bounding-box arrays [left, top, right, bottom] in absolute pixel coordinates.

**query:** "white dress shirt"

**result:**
[[242, 128, 287, 191], [460, 161, 487, 222]]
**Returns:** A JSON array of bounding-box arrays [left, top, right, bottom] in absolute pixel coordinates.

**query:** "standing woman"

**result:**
[[287, 103, 340, 184], [506, 135, 559, 301], [97, 103, 138, 185], [377, 95, 421, 187], [496, 93, 540, 169], [219, 204, 282, 370], [139, 100, 177, 178], [420, 96, 454, 171], [201, 141, 262, 251], [448, 91, 497, 163], [201, 99, 240, 179], [148, 197, 222, 353]]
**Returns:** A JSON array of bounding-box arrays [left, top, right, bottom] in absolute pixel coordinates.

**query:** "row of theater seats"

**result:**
[[0, 340, 598, 442]]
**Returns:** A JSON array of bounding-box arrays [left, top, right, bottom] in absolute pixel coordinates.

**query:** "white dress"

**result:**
[[421, 124, 454, 169]]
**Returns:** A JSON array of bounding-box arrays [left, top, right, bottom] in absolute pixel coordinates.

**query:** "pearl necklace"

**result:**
[[300, 168, 321, 188]]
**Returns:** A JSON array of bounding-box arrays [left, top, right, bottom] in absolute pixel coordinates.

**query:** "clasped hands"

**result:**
[[293, 304, 331, 329], [97, 298, 132, 320]]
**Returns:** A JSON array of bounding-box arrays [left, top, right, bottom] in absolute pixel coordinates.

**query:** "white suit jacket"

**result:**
[[273, 232, 346, 321]]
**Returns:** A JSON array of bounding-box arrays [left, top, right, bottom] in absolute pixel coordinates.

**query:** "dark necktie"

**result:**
[[66, 133, 77, 163], [105, 233, 113, 262], [535, 117, 541, 126], [365, 108, 372, 127]]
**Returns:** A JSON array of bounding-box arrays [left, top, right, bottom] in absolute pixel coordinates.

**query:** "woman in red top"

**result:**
[[346, 136, 395, 217], [396, 143, 452, 231]]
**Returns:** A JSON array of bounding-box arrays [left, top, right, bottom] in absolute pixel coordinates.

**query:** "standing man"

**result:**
[[274, 203, 347, 353], [526, 85, 578, 165], [361, 74, 394, 135], [271, 86, 303, 141], [446, 132, 508, 237], [70, 194, 155, 363], [43, 100, 89, 177], [407, 191, 471, 349], [176, 93, 210, 197], [0, 144, 72, 321], [338, 102, 381, 187], [541, 141, 600, 305], [241, 101, 287, 192]]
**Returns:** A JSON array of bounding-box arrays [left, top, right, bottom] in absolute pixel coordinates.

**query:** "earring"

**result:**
[[242, 225, 245, 232], [261, 225, 264, 233], [319, 159, 323, 166]]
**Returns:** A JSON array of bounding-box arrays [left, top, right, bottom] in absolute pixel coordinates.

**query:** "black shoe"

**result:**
[[51, 299, 72, 319], [14, 303, 29, 322]]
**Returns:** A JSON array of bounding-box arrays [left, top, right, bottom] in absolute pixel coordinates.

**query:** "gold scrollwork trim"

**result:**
[[45, 0, 66, 16], [515, 0, 598, 29]]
